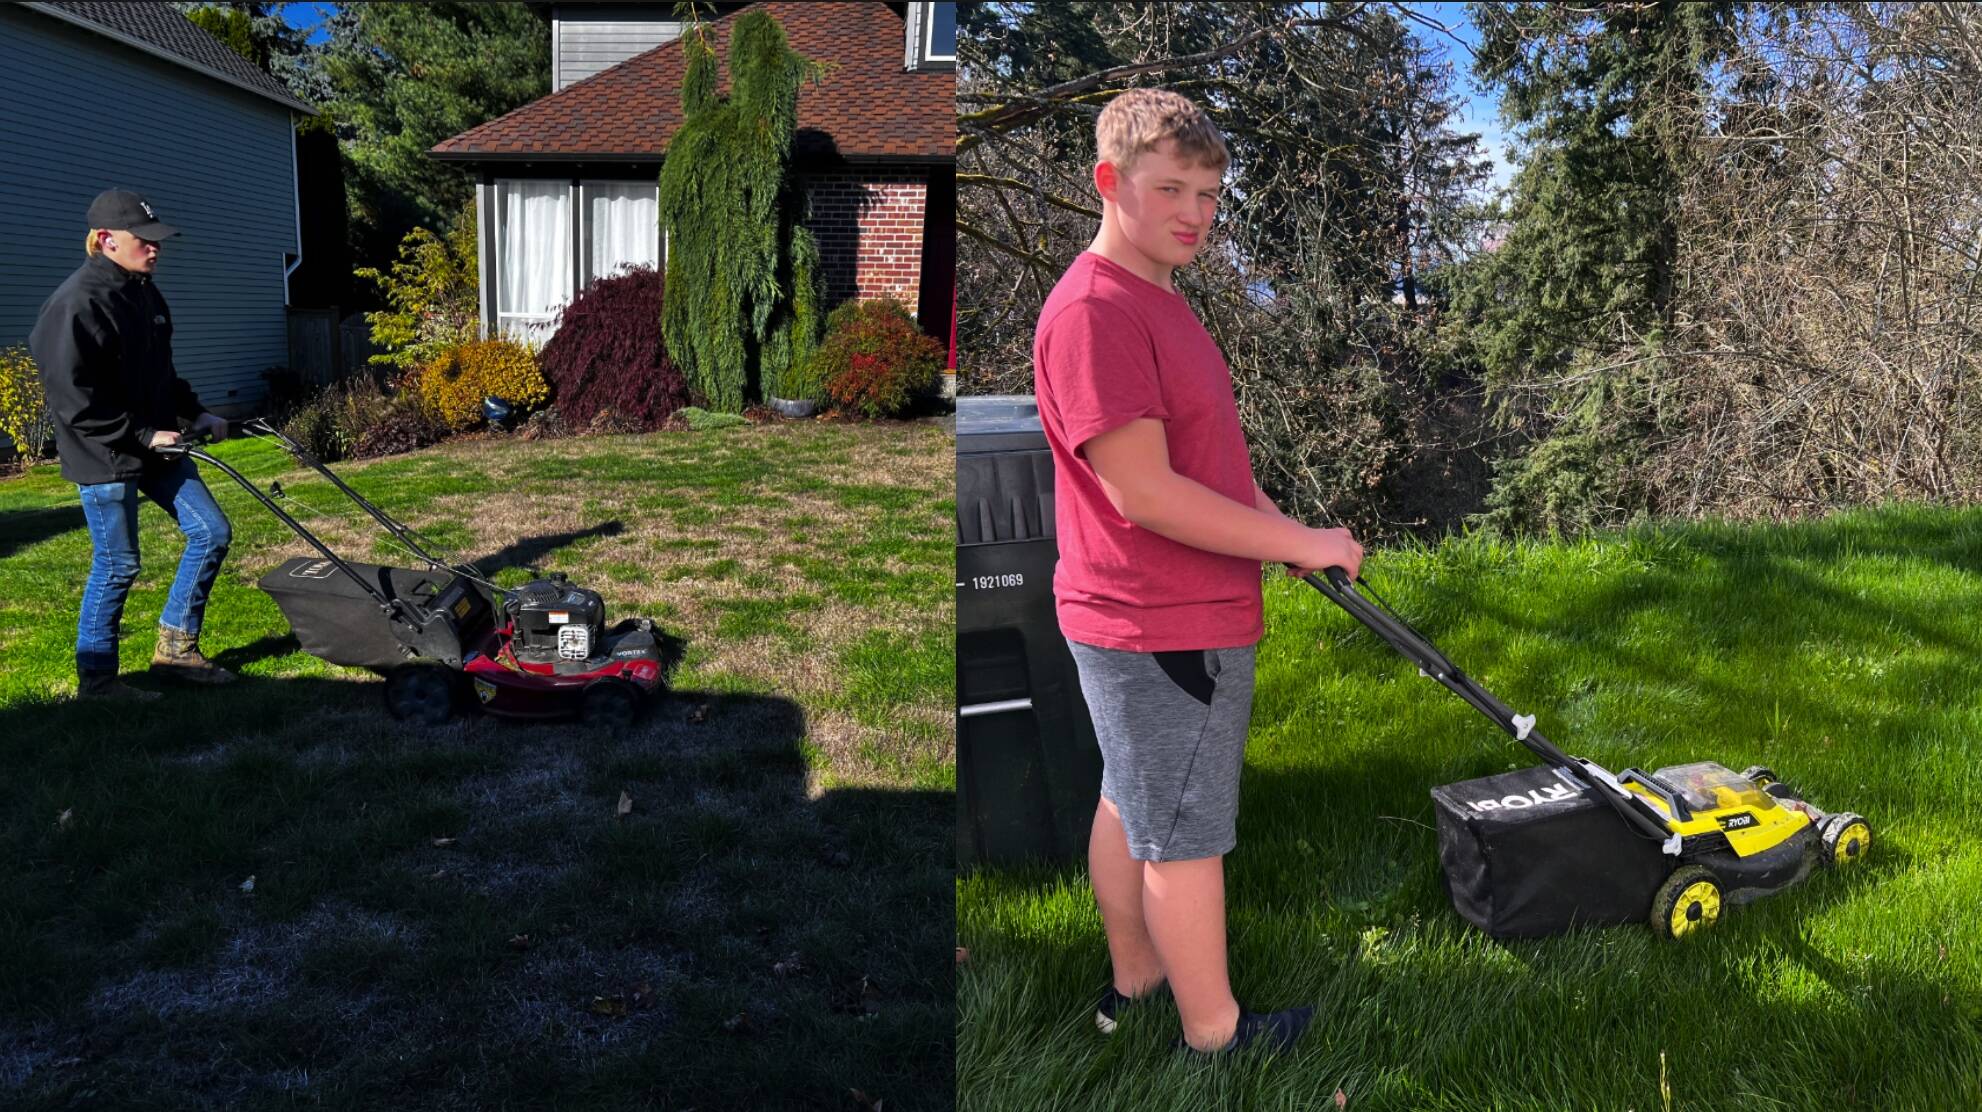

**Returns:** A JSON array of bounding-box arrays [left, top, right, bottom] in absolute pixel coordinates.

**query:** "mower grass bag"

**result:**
[[258, 555, 488, 671], [1431, 764, 1670, 938]]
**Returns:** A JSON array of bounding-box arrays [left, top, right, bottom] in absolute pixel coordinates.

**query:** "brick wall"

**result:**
[[802, 170, 929, 312]]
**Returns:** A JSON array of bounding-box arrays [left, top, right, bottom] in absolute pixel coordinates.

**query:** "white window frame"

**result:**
[[922, 2, 955, 64]]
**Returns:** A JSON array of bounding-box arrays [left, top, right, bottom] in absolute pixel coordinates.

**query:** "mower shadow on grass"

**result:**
[[461, 520, 626, 578], [0, 670, 954, 1110]]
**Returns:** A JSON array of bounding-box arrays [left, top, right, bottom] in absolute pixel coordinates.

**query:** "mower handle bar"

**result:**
[[160, 441, 401, 616], [1301, 568, 1674, 844], [229, 417, 469, 580]]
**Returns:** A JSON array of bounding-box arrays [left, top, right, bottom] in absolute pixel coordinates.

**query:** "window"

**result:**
[[490, 179, 662, 346], [923, 2, 955, 63], [583, 181, 660, 285], [494, 179, 572, 347]]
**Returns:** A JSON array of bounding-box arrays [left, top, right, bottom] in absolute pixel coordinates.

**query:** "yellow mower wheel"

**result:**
[[1651, 865, 1724, 940], [1822, 813, 1872, 867]]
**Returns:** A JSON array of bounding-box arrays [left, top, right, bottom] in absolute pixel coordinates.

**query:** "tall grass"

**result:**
[[959, 506, 1982, 1110]]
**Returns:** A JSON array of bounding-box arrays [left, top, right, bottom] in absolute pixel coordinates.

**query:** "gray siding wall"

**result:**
[[0, 6, 296, 415], [554, 4, 682, 90]]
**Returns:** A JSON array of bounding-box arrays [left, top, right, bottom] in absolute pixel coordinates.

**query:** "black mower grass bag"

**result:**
[[1431, 764, 1670, 938], [258, 556, 480, 671]]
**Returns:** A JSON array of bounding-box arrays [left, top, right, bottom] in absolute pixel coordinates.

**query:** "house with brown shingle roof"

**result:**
[[431, 1, 954, 361]]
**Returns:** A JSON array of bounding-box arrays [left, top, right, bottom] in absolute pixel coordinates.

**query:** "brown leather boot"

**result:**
[[77, 671, 163, 702], [150, 626, 237, 684]]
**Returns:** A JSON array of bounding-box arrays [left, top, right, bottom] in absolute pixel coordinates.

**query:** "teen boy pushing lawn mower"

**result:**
[[1032, 88, 1364, 1057], [29, 190, 235, 701]]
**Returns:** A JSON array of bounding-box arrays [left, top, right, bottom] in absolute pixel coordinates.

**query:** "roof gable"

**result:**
[[431, 1, 952, 163], [23, 1, 316, 114]]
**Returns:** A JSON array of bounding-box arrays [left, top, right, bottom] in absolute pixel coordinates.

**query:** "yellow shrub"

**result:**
[[413, 338, 549, 431], [0, 346, 55, 464]]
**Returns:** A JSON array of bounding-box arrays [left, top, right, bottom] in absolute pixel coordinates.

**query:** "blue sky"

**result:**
[[1398, 2, 1516, 194], [282, 2, 337, 45]]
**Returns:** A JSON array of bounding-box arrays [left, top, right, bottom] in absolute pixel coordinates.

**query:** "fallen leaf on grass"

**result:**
[[590, 995, 628, 1018], [849, 1088, 883, 1111], [954, 947, 969, 966], [508, 934, 531, 951], [431, 836, 456, 848], [239, 875, 256, 893], [427, 868, 447, 880], [688, 703, 710, 724], [616, 790, 634, 818], [1335, 1089, 1348, 1108], [55, 809, 72, 831], [773, 953, 805, 977]]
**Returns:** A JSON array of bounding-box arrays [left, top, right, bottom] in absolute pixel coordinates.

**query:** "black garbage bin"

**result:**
[[956, 395, 1103, 868]]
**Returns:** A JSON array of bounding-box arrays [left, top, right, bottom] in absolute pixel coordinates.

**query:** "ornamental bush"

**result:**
[[356, 202, 480, 373], [414, 338, 549, 432], [810, 299, 944, 418], [535, 266, 690, 431], [0, 346, 55, 465]]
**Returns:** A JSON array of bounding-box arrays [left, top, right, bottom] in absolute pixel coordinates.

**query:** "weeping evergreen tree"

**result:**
[[657, 12, 823, 412]]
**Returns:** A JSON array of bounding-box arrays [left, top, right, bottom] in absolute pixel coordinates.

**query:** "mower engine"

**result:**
[[505, 575, 607, 666]]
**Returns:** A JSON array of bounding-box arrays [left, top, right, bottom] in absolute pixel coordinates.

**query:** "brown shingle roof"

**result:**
[[430, 2, 953, 163]]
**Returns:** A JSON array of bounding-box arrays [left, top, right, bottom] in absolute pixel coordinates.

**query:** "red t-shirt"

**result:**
[[1032, 251, 1263, 651]]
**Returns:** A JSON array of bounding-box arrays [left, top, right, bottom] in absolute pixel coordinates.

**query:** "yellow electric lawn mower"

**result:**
[[1303, 568, 1873, 940]]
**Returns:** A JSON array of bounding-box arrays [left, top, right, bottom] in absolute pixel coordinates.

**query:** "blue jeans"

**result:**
[[75, 459, 231, 675]]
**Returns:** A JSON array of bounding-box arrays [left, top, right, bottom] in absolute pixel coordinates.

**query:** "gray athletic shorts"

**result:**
[[1066, 639, 1258, 863]]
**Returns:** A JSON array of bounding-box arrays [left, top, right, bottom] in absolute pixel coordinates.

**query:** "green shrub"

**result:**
[[677, 406, 748, 431], [809, 299, 944, 419], [356, 202, 479, 373], [281, 390, 351, 462]]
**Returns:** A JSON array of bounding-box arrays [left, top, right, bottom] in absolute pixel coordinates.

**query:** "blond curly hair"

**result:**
[[1095, 87, 1230, 174]]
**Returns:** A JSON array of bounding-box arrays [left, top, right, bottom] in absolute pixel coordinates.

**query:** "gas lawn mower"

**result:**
[[159, 419, 667, 727], [1302, 568, 1872, 940]]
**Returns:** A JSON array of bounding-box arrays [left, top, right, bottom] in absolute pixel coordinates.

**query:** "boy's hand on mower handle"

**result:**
[[1288, 526, 1362, 581], [148, 430, 183, 450]]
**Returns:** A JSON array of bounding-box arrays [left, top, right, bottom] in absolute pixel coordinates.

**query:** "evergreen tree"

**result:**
[[319, 3, 549, 270], [656, 11, 822, 412], [1453, 1, 1738, 532]]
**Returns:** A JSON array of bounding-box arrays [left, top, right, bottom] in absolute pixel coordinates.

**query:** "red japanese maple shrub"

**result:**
[[811, 298, 944, 419], [536, 266, 690, 431]]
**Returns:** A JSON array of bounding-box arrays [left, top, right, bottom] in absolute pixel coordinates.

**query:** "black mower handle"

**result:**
[[151, 430, 216, 459], [1298, 567, 1676, 845]]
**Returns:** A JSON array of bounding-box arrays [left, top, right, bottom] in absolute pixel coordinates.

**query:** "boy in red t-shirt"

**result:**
[[1033, 88, 1364, 1055]]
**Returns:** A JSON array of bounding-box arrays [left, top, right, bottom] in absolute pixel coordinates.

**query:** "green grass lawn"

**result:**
[[958, 506, 1982, 1110], [0, 420, 953, 1110]]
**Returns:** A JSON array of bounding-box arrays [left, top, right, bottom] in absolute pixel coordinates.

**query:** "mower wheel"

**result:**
[[1651, 865, 1725, 941], [1820, 812, 1873, 867], [581, 678, 642, 730], [385, 663, 459, 726]]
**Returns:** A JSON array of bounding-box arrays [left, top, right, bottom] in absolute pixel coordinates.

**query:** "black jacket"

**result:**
[[28, 252, 207, 484]]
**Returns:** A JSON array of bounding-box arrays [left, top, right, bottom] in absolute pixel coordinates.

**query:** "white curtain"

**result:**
[[497, 179, 572, 347], [586, 182, 659, 285]]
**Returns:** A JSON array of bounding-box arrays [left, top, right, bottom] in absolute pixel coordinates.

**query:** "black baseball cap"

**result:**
[[86, 189, 180, 241]]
